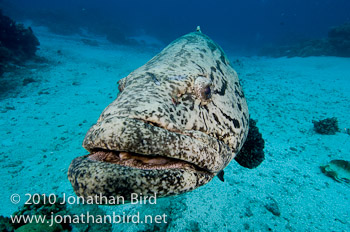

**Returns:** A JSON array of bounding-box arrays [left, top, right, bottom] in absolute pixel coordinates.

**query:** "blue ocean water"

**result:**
[[1, 0, 350, 231], [2, 0, 350, 53]]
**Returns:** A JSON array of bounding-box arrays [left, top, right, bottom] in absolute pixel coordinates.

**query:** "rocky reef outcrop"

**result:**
[[327, 23, 350, 57], [0, 10, 40, 75], [260, 23, 350, 57]]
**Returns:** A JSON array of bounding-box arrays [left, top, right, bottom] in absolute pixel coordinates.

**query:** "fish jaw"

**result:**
[[67, 116, 233, 201], [68, 155, 214, 202]]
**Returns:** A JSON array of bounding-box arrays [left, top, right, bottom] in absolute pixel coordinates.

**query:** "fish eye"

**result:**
[[194, 76, 212, 101], [203, 85, 211, 99]]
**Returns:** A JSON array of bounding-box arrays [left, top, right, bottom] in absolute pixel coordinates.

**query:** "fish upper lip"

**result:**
[[83, 116, 232, 173]]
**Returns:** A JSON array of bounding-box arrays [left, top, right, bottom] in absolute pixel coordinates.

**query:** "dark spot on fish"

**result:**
[[216, 61, 224, 76], [189, 102, 194, 111], [235, 141, 240, 151], [210, 72, 214, 81], [146, 72, 160, 85], [243, 112, 248, 121], [184, 35, 198, 43], [217, 106, 237, 127], [220, 55, 227, 65], [207, 41, 217, 52], [182, 94, 192, 102], [170, 114, 175, 122], [214, 78, 227, 96], [212, 113, 221, 125], [237, 103, 242, 111], [202, 105, 209, 112], [221, 133, 231, 141], [235, 87, 244, 98], [211, 66, 216, 72], [233, 119, 240, 128], [195, 64, 205, 73]]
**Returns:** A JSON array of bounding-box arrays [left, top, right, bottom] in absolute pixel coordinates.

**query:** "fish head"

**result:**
[[68, 32, 250, 202]]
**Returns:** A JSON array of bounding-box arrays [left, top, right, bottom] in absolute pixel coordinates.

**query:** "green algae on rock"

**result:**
[[320, 160, 350, 183]]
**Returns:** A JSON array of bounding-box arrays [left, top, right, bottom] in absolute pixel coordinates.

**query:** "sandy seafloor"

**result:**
[[1, 27, 349, 232]]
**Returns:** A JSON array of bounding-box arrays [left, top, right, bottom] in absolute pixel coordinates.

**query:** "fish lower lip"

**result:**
[[87, 150, 207, 171]]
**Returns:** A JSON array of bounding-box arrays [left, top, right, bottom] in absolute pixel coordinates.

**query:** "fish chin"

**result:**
[[67, 154, 214, 202]]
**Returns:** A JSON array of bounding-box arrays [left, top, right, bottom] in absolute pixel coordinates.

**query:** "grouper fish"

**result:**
[[68, 28, 264, 203]]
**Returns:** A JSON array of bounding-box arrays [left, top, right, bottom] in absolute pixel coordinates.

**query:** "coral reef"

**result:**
[[10, 8, 136, 46], [234, 119, 265, 169], [328, 23, 350, 57], [312, 117, 339, 135], [0, 10, 40, 75], [260, 23, 350, 57]]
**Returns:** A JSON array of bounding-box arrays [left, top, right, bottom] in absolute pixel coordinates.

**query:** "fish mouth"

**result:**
[[86, 149, 206, 172], [68, 116, 233, 201], [82, 116, 234, 173]]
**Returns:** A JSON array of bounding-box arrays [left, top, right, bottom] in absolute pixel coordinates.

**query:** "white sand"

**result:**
[[1, 28, 349, 231]]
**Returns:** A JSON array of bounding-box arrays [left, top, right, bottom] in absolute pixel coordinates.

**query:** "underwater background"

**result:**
[[1, 0, 350, 231]]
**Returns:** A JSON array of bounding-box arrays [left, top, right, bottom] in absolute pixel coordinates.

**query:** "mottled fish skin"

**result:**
[[68, 31, 249, 202], [69, 155, 214, 201]]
